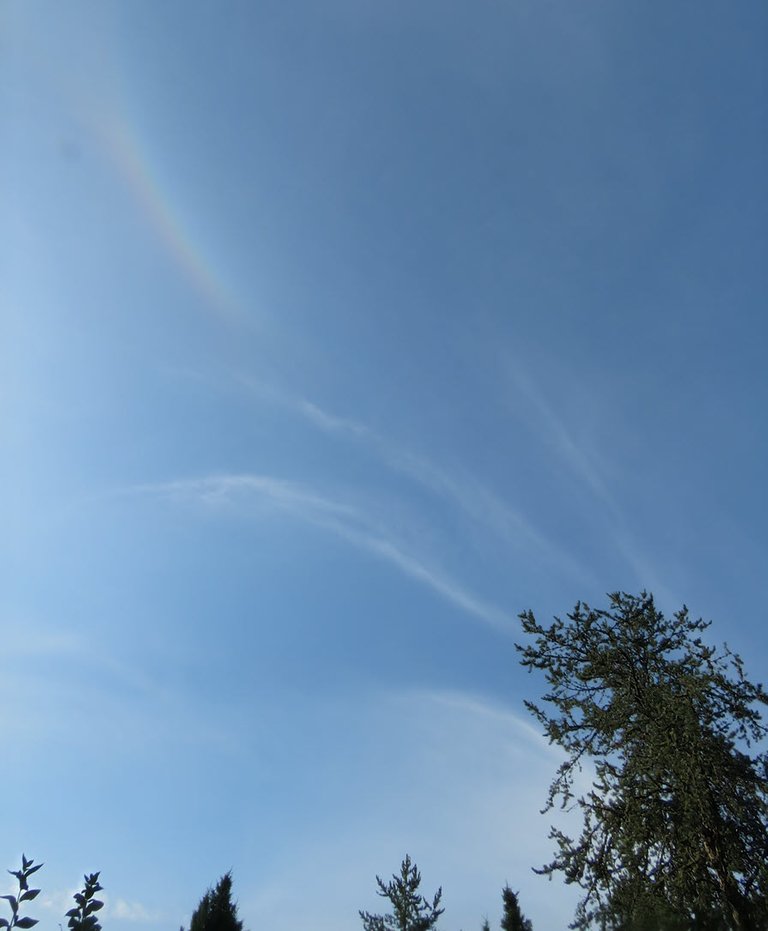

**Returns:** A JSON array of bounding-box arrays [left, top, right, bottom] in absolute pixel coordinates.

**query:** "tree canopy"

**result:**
[[517, 591, 768, 930], [189, 873, 244, 931], [360, 855, 444, 931], [500, 885, 532, 931]]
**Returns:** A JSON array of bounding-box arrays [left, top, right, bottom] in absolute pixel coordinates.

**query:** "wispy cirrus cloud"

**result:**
[[41, 892, 161, 925], [132, 473, 515, 633], [342, 532, 513, 632], [236, 377, 594, 586], [109, 898, 162, 923], [2, 627, 83, 659], [295, 398, 372, 440], [133, 473, 359, 522], [506, 365, 616, 511], [504, 361, 668, 592], [236, 686, 584, 931]]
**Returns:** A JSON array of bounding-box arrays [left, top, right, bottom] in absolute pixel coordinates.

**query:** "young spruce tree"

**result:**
[[189, 873, 244, 931], [500, 885, 532, 931], [360, 855, 444, 931]]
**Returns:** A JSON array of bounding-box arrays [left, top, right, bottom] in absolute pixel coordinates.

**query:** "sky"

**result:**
[[2, 1, 767, 929]]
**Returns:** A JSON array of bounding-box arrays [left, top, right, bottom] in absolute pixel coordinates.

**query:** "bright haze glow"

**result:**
[[2, 3, 766, 930]]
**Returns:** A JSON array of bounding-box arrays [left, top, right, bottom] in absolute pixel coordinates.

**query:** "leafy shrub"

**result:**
[[1, 858, 103, 931], [0, 855, 42, 931]]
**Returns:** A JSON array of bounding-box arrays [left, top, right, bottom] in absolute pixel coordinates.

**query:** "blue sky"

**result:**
[[2, 2, 767, 929]]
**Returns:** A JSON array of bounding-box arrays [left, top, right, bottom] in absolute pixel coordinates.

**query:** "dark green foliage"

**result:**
[[1, 858, 103, 931], [0, 856, 42, 931], [66, 873, 104, 931], [189, 873, 244, 931], [360, 855, 444, 931], [607, 893, 731, 931], [517, 591, 768, 930], [500, 886, 532, 931]]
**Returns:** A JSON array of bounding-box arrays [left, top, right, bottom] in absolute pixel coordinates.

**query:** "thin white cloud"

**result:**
[[133, 473, 359, 522], [236, 377, 594, 585], [417, 687, 563, 758], [133, 473, 514, 632], [331, 527, 515, 633], [42, 892, 161, 925], [506, 362, 670, 591], [508, 366, 616, 511], [236, 687, 585, 931], [297, 395, 550, 546], [296, 399, 372, 439], [385, 449, 595, 585], [109, 899, 161, 923], [40, 889, 78, 916], [2, 627, 83, 659], [0, 624, 246, 755]]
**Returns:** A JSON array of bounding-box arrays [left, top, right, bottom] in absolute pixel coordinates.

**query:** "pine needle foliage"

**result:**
[[517, 591, 768, 930], [360, 855, 444, 931], [500, 885, 532, 931], [189, 873, 244, 931]]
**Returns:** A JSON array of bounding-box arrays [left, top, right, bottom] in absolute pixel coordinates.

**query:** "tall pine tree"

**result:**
[[517, 592, 768, 930]]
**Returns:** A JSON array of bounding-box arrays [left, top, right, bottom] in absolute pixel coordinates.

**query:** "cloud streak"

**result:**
[[132, 473, 515, 632], [236, 378, 595, 586], [236, 686, 584, 931], [505, 361, 670, 592], [41, 893, 160, 925], [109, 899, 162, 923], [507, 366, 616, 511]]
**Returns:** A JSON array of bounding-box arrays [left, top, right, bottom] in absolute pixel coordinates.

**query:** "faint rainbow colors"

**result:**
[[99, 113, 245, 325]]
